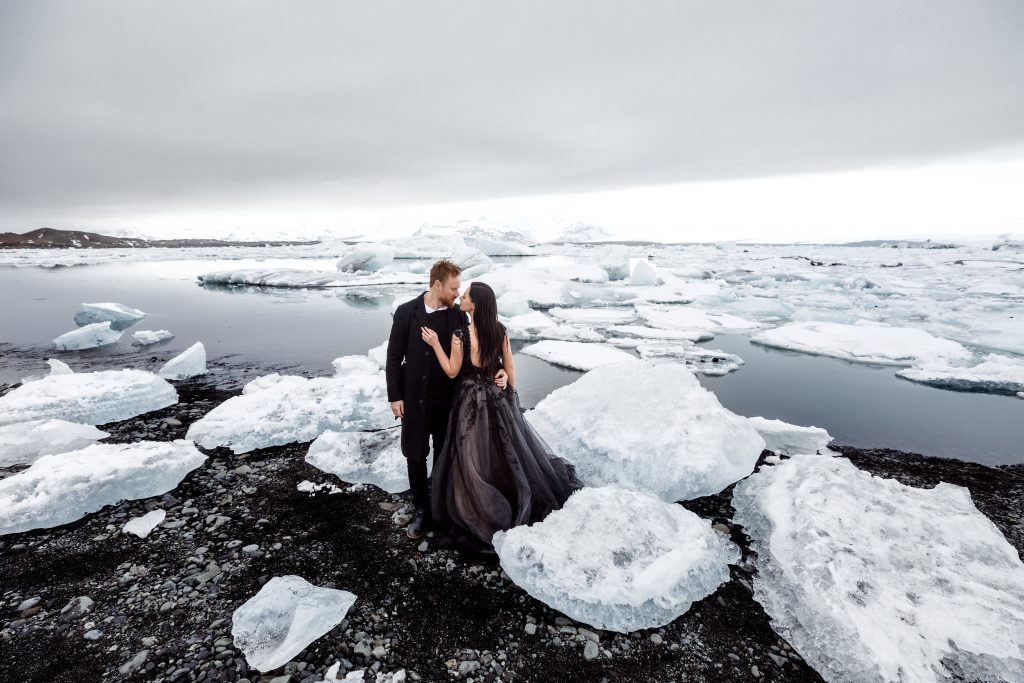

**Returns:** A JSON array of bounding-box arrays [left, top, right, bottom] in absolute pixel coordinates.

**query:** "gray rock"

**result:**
[[60, 596, 95, 620], [353, 641, 372, 658], [649, 633, 662, 644], [583, 641, 600, 661], [16, 597, 41, 612], [83, 629, 102, 640], [457, 661, 481, 675], [524, 623, 537, 635], [119, 650, 150, 675]]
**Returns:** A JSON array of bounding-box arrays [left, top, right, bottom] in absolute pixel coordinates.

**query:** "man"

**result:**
[[386, 259, 506, 540]]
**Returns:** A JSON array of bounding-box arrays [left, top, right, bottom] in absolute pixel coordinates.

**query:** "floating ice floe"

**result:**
[[629, 259, 663, 286], [635, 342, 744, 376], [504, 312, 604, 343], [336, 243, 395, 272], [594, 245, 631, 280], [732, 454, 1024, 683], [607, 325, 713, 342], [0, 419, 109, 467], [232, 575, 357, 672], [187, 356, 392, 453], [637, 304, 759, 335], [520, 340, 635, 371], [122, 509, 167, 538], [896, 353, 1024, 395], [73, 302, 147, 331], [159, 342, 207, 380], [752, 321, 972, 366], [493, 486, 740, 633], [528, 361, 764, 501], [548, 307, 636, 325], [0, 440, 206, 535], [747, 417, 832, 456], [53, 321, 122, 350], [306, 428, 419, 494], [0, 369, 178, 427], [197, 268, 422, 289], [367, 341, 388, 369], [132, 329, 174, 346], [452, 247, 492, 279]]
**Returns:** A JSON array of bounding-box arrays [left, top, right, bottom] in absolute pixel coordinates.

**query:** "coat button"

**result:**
[[418, 399, 424, 404], [422, 375, 427, 380]]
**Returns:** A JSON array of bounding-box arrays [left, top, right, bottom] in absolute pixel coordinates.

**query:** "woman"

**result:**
[[419, 281, 579, 553]]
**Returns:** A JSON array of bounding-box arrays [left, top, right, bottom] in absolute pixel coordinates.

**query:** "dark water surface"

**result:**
[[1, 260, 1021, 465]]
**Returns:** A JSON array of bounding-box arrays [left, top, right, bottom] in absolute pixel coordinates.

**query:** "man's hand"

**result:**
[[390, 400, 405, 419], [494, 369, 508, 389]]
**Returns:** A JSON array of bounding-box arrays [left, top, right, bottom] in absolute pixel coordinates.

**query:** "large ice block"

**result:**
[[335, 243, 395, 272], [73, 302, 147, 330], [520, 340, 635, 371], [528, 361, 764, 501], [0, 440, 206, 535], [232, 575, 357, 672], [159, 342, 207, 380], [306, 427, 421, 494], [493, 486, 739, 633], [747, 416, 832, 456], [0, 369, 178, 427], [53, 321, 122, 350], [0, 419, 108, 467], [732, 454, 1024, 683]]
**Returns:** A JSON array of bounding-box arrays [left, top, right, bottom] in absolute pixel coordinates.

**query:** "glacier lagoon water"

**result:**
[[0, 257, 1021, 465]]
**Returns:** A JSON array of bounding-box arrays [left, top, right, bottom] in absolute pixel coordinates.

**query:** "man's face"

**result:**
[[439, 275, 461, 307]]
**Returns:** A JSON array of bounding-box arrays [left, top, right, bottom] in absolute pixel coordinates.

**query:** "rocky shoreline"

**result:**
[[1, 377, 1022, 683], [0, 228, 320, 250]]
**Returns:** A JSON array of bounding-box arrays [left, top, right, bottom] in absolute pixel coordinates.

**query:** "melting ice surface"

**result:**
[[493, 486, 740, 633], [73, 302, 147, 331], [158, 341, 207, 380], [0, 440, 206, 535], [53, 321, 122, 350], [232, 575, 357, 673], [732, 454, 1024, 683], [528, 361, 765, 501], [0, 369, 178, 426], [0, 419, 108, 467], [306, 427, 420, 494]]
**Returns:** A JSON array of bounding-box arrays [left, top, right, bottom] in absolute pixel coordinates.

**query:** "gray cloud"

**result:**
[[1, 0, 1023, 225]]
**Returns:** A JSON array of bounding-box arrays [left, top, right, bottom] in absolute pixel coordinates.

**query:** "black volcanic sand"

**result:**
[[1, 378, 1022, 683]]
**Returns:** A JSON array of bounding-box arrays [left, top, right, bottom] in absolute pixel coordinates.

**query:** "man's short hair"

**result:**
[[429, 259, 462, 287]]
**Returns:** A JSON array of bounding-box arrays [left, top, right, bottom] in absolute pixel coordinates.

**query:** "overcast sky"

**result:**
[[1, 1, 1022, 242]]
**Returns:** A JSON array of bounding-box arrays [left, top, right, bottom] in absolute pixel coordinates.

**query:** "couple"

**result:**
[[385, 259, 579, 553]]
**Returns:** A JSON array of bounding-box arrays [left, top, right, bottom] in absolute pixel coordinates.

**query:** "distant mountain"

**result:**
[[0, 228, 320, 250], [551, 222, 614, 243], [412, 219, 535, 245]]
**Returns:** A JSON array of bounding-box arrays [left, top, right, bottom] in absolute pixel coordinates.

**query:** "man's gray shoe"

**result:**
[[406, 509, 429, 540]]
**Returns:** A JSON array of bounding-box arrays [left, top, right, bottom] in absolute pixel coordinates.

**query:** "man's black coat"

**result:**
[[386, 292, 467, 456]]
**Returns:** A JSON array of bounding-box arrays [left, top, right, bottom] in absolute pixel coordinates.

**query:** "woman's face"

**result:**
[[460, 288, 474, 313]]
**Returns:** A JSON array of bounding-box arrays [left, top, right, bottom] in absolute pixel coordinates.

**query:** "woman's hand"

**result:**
[[494, 368, 508, 389], [451, 332, 462, 350], [420, 326, 440, 348]]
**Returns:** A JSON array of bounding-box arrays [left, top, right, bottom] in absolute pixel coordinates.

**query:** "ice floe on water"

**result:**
[[520, 340, 635, 371], [637, 304, 759, 335], [73, 302, 147, 331], [132, 329, 174, 346], [0, 369, 178, 426], [0, 440, 205, 535], [335, 243, 395, 272], [197, 268, 423, 289], [187, 356, 392, 453], [747, 417, 833, 456], [0, 419, 108, 467], [121, 509, 166, 538], [53, 321, 122, 350], [528, 361, 764, 501], [732, 454, 1024, 683], [751, 321, 972, 366], [305, 427, 418, 494], [548, 306, 636, 325], [232, 575, 357, 672], [159, 342, 207, 380], [635, 341, 744, 376], [493, 486, 740, 633], [504, 312, 604, 343], [896, 353, 1024, 395]]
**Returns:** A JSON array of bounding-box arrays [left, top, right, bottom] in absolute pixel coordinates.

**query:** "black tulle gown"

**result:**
[[430, 332, 579, 554]]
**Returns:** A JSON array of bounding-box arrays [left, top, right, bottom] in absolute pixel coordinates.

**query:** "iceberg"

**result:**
[[73, 302, 147, 331], [132, 329, 174, 346], [0, 369, 178, 427], [548, 307, 636, 325], [528, 361, 764, 501], [122, 509, 166, 538], [747, 416, 832, 455], [594, 245, 631, 280], [896, 353, 1024, 395], [159, 342, 207, 380], [493, 486, 740, 633], [504, 312, 604, 343], [628, 259, 663, 286], [635, 342, 744, 376], [187, 357, 392, 453], [520, 340, 636, 371], [232, 575, 357, 672], [452, 247, 493, 279], [53, 321, 122, 350], [0, 419, 109, 467], [306, 427, 421, 494], [732, 454, 1024, 683], [335, 243, 395, 272], [0, 440, 206, 535], [752, 321, 972, 366]]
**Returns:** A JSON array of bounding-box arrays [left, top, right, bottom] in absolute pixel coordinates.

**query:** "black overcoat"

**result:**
[[385, 292, 467, 455]]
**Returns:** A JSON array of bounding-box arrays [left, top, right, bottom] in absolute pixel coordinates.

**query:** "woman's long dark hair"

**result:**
[[469, 282, 506, 377]]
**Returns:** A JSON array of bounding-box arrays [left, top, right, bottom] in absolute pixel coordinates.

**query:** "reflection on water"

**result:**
[[1, 259, 1021, 466]]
